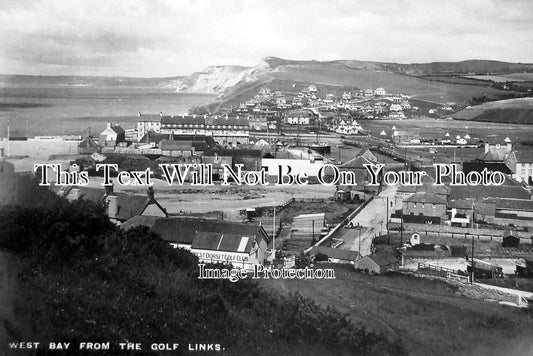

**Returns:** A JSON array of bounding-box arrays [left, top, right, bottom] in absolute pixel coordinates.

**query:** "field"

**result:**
[[275, 200, 356, 226], [502, 73, 533, 81], [449, 97, 533, 125], [260, 266, 533, 356], [267, 65, 507, 104], [358, 116, 533, 147], [463, 75, 526, 83], [90, 177, 337, 221], [213, 59, 514, 110]]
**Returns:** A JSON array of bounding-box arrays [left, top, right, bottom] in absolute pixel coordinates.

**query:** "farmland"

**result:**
[[450, 97, 533, 125], [358, 116, 533, 145], [463, 75, 526, 83]]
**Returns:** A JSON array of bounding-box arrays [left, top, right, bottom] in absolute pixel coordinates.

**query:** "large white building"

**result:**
[[121, 217, 271, 271], [374, 87, 387, 96], [160, 115, 250, 146], [136, 113, 162, 141], [514, 151, 533, 184]]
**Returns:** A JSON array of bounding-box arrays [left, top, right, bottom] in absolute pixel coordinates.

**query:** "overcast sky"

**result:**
[[0, 0, 531, 77]]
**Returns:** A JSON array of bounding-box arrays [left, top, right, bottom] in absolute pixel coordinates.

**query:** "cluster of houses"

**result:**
[[391, 140, 533, 231], [90, 84, 419, 157], [387, 130, 475, 146], [230, 85, 418, 129], [46, 182, 272, 271]]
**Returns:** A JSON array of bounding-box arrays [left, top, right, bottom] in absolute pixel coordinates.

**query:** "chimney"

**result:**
[[71, 188, 80, 200], [107, 195, 118, 219], [104, 181, 114, 196], [506, 142, 512, 151], [484, 143, 489, 153], [106, 123, 112, 129], [138, 112, 141, 118], [147, 186, 155, 200], [160, 112, 163, 117]]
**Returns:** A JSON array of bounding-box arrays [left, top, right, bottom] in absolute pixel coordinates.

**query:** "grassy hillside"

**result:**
[[208, 58, 522, 110], [451, 97, 533, 124], [0, 180, 406, 356], [379, 60, 533, 76], [260, 265, 533, 356]]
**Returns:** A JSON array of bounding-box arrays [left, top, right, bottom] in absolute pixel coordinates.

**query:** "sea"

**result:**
[[0, 85, 215, 137]]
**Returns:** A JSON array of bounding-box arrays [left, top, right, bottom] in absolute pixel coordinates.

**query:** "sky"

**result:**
[[0, 0, 531, 77]]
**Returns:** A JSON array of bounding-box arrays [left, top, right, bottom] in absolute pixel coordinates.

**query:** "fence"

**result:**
[[415, 262, 470, 282], [296, 198, 331, 203], [239, 198, 294, 218], [304, 195, 375, 253]]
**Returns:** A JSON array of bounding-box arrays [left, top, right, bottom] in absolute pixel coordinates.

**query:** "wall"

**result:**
[[262, 158, 326, 177], [514, 162, 533, 183], [191, 248, 264, 272], [354, 257, 380, 274]]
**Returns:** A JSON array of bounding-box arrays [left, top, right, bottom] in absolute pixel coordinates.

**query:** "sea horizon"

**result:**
[[0, 85, 215, 137]]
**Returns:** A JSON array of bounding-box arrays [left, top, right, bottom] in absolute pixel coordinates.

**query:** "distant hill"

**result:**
[[182, 57, 533, 111], [3, 57, 533, 110], [449, 97, 533, 124], [378, 60, 533, 76]]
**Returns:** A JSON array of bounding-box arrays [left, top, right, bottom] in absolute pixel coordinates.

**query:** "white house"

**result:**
[[136, 113, 162, 142], [374, 87, 387, 96], [99, 123, 125, 146]]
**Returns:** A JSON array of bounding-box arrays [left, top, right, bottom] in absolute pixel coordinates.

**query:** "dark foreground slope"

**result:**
[[260, 266, 533, 356], [0, 180, 405, 356]]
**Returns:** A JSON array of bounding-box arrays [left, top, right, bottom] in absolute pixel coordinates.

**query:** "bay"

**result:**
[[0, 85, 215, 137]]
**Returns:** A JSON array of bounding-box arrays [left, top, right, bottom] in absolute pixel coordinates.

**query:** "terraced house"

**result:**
[[160, 114, 250, 146]]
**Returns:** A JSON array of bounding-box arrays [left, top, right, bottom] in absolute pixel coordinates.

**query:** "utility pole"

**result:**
[[471, 201, 475, 284], [471, 233, 475, 284], [386, 196, 390, 243], [358, 226, 361, 254], [272, 203, 276, 261], [400, 213, 404, 246], [6, 120, 10, 158]]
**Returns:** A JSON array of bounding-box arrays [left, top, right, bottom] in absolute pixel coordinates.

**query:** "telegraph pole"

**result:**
[[7, 120, 10, 158], [471, 233, 475, 284], [386, 196, 390, 243], [400, 213, 404, 246], [272, 203, 276, 261], [471, 202, 475, 284], [358, 226, 361, 253]]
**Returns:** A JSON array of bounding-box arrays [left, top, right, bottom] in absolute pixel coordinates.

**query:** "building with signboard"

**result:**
[[121, 216, 271, 271]]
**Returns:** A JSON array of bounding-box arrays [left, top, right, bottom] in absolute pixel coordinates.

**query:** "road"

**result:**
[[339, 184, 398, 255]]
